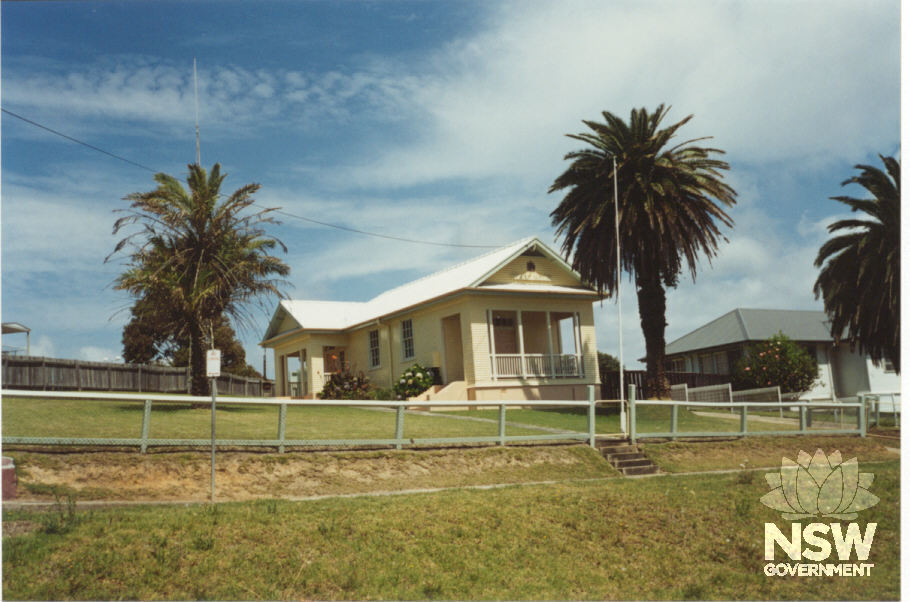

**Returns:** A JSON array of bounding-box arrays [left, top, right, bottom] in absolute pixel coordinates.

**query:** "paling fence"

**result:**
[[0, 387, 619, 452], [627, 384, 867, 442], [1, 355, 272, 396]]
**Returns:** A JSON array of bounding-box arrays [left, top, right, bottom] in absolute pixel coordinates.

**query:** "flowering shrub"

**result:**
[[318, 370, 372, 400], [732, 333, 818, 394], [393, 363, 435, 399]]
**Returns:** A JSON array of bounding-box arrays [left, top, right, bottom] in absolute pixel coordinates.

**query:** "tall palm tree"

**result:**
[[109, 163, 290, 395], [550, 105, 736, 398], [813, 155, 900, 373]]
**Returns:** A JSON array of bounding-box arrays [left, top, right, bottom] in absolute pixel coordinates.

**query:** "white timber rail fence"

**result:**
[[859, 391, 901, 428], [1, 386, 607, 452], [627, 384, 868, 443]]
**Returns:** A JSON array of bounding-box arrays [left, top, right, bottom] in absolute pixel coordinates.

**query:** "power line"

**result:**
[[1, 106, 502, 249], [274, 210, 499, 248], [1, 107, 158, 173]]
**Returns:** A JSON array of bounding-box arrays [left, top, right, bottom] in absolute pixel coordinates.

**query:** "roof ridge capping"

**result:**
[[366, 235, 539, 302]]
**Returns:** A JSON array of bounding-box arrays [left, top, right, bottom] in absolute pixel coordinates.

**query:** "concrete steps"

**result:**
[[596, 439, 660, 476]]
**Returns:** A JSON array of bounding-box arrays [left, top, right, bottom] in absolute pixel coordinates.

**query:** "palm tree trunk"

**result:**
[[636, 274, 671, 399], [188, 319, 210, 397]]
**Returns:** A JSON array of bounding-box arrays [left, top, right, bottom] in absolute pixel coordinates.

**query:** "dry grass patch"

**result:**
[[641, 435, 898, 473], [7, 444, 617, 502], [2, 462, 899, 600]]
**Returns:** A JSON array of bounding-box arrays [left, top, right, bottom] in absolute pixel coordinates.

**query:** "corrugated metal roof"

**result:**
[[665, 308, 833, 355], [262, 237, 595, 343]]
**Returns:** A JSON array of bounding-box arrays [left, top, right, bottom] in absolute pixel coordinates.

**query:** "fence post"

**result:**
[[395, 405, 405, 450], [875, 395, 881, 427], [629, 384, 637, 444], [278, 403, 287, 453], [498, 404, 506, 446], [140, 399, 152, 453], [740, 404, 748, 436], [588, 385, 596, 448], [858, 398, 867, 437], [799, 405, 807, 434], [670, 404, 678, 440]]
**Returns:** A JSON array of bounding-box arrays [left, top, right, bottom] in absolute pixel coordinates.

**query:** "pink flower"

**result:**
[[745, 367, 751, 371]]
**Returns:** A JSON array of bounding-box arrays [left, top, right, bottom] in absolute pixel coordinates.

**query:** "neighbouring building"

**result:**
[[261, 237, 603, 401], [664, 308, 899, 399]]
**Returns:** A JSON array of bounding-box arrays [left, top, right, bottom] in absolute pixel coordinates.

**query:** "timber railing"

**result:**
[[600, 371, 729, 400], [627, 384, 867, 443], [1, 355, 272, 396], [859, 391, 901, 428], [1, 386, 608, 452]]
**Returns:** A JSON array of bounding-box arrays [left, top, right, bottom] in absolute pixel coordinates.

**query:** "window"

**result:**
[[401, 319, 415, 360], [369, 330, 380, 368]]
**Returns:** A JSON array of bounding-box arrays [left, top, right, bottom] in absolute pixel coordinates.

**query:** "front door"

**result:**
[[442, 314, 464, 383]]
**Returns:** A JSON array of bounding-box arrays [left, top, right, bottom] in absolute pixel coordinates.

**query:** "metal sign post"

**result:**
[[206, 349, 221, 503]]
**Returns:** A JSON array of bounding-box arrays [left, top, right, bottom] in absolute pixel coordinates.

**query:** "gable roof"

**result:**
[[262, 237, 599, 344], [665, 308, 834, 355]]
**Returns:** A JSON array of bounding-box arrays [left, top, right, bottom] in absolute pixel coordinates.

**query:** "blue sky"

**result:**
[[0, 0, 901, 378]]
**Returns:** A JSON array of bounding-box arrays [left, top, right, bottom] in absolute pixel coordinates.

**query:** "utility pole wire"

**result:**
[[274, 210, 500, 248], [2, 105, 502, 249], [1, 108, 158, 173]]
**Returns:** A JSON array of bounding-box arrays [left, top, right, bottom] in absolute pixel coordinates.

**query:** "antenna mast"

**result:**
[[194, 58, 201, 165]]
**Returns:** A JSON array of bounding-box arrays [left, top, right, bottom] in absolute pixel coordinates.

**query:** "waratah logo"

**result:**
[[760, 449, 879, 520]]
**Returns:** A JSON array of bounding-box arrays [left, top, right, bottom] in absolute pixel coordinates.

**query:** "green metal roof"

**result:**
[[665, 309, 833, 355]]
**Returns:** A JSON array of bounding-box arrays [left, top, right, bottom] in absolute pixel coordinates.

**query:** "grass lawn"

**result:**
[[444, 405, 800, 435], [2, 461, 899, 600], [1, 397, 552, 444]]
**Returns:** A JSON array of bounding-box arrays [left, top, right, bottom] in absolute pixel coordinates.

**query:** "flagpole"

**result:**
[[614, 155, 626, 434]]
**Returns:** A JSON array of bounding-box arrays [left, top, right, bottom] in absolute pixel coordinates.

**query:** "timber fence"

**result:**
[[0, 386, 610, 452], [1, 355, 272, 397], [627, 384, 867, 442], [600, 370, 728, 399]]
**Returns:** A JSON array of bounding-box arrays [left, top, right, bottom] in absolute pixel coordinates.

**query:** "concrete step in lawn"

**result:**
[[595, 439, 660, 476]]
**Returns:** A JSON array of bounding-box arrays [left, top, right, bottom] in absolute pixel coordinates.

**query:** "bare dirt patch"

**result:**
[[5, 444, 614, 502], [642, 434, 898, 473], [2, 520, 39, 538]]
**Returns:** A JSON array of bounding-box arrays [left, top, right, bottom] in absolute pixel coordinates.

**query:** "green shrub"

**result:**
[[369, 387, 396, 401], [732, 333, 818, 394], [393, 363, 435, 400], [318, 370, 372, 400]]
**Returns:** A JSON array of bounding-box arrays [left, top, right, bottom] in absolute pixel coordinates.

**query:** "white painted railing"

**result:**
[[493, 354, 582, 379]]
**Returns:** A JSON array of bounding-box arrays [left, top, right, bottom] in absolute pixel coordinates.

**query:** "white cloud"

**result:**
[[326, 0, 897, 189], [27, 335, 56, 358], [78, 346, 121, 362], [1, 58, 416, 139]]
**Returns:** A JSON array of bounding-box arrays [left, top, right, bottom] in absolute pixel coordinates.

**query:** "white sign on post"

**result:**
[[206, 349, 222, 377]]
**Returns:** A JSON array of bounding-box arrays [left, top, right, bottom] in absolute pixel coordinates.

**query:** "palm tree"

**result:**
[[109, 163, 290, 395], [550, 105, 736, 398], [813, 155, 900, 373]]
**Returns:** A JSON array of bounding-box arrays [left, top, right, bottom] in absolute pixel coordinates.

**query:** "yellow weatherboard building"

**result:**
[[261, 237, 603, 401]]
